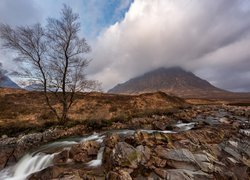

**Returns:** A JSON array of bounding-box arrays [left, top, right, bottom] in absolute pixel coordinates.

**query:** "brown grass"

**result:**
[[0, 88, 187, 136]]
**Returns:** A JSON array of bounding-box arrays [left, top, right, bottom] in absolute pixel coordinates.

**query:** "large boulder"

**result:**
[[111, 142, 141, 169]]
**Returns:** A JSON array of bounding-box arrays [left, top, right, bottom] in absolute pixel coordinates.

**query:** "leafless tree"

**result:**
[[0, 5, 97, 123]]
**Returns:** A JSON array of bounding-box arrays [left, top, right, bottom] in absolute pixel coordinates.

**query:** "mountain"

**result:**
[[0, 75, 20, 89], [108, 67, 232, 98]]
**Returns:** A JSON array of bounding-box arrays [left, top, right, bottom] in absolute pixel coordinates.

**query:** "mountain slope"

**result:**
[[0, 76, 20, 89], [108, 67, 229, 98]]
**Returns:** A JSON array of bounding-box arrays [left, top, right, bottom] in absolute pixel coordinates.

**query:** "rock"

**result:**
[[112, 142, 141, 169], [53, 150, 69, 164], [69, 141, 100, 163], [239, 129, 250, 137], [152, 121, 166, 130], [155, 148, 200, 170], [14, 133, 43, 160], [171, 127, 225, 145], [136, 145, 151, 165], [107, 170, 132, 180], [105, 134, 120, 148], [151, 156, 167, 168], [134, 131, 170, 147], [154, 168, 168, 179], [1, 135, 8, 138], [165, 169, 213, 180], [28, 166, 65, 180], [0, 147, 15, 169], [219, 117, 231, 124], [42, 129, 65, 142]]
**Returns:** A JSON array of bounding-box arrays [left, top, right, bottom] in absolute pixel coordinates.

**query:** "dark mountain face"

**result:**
[[0, 76, 20, 89], [108, 67, 228, 98]]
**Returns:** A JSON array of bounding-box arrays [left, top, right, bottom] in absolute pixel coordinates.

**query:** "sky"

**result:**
[[0, 0, 250, 92]]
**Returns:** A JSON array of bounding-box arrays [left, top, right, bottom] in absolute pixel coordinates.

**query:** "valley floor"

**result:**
[[0, 104, 249, 179]]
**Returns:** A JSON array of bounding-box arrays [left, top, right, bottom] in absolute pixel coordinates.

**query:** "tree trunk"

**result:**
[[60, 102, 68, 124]]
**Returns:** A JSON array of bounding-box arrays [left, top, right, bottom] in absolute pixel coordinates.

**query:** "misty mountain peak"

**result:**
[[108, 66, 227, 98]]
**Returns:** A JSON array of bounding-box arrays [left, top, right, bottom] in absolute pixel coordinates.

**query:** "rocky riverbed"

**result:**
[[0, 105, 249, 180]]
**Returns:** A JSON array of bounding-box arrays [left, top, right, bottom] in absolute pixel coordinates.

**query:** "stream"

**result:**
[[0, 122, 196, 180]]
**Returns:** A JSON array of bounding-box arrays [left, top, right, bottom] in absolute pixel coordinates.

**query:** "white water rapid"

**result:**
[[0, 153, 55, 180]]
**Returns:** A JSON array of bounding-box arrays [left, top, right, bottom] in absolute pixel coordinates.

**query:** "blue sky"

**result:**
[[34, 0, 133, 39]]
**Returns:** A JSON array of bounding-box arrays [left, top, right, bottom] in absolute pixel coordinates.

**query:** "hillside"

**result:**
[[0, 88, 187, 135], [0, 75, 20, 89], [108, 67, 250, 100]]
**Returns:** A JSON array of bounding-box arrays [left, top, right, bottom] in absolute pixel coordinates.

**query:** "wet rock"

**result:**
[[239, 129, 250, 137], [42, 129, 65, 142], [112, 142, 141, 169], [14, 133, 43, 160], [105, 134, 120, 148], [152, 121, 166, 130], [28, 166, 65, 180], [69, 141, 100, 163], [0, 147, 15, 169], [53, 150, 69, 164], [107, 170, 132, 180], [219, 117, 231, 124], [1, 135, 8, 138]]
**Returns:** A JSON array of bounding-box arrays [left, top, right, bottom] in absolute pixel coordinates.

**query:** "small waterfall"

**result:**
[[0, 153, 55, 180], [87, 147, 105, 167]]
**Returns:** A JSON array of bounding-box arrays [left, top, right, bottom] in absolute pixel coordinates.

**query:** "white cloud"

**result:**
[[88, 0, 250, 92]]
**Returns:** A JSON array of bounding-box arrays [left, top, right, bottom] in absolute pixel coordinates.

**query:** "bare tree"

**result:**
[[0, 5, 96, 123]]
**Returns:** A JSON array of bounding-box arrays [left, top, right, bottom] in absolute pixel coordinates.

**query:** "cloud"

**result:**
[[0, 0, 133, 69], [89, 0, 250, 92]]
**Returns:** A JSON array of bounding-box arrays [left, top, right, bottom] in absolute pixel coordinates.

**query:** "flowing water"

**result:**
[[0, 124, 195, 180]]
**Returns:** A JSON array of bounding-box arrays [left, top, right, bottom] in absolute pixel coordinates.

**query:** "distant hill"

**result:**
[[0, 75, 20, 89], [108, 67, 250, 100]]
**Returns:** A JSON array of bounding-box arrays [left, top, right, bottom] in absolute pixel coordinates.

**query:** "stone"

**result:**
[[136, 145, 151, 164], [155, 148, 201, 170], [219, 117, 231, 124], [53, 150, 69, 164], [105, 134, 120, 148], [112, 142, 141, 169], [165, 169, 213, 180], [69, 141, 100, 163], [107, 170, 132, 180], [152, 121, 166, 130], [0, 147, 15, 169], [14, 133, 43, 160]]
